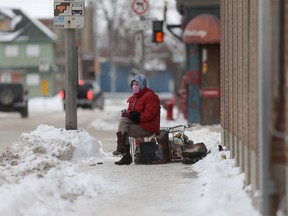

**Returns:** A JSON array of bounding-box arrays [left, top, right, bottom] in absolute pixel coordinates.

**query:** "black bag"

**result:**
[[139, 141, 160, 163], [134, 130, 170, 164], [182, 142, 208, 164]]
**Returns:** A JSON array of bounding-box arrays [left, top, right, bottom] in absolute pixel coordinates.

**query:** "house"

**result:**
[[0, 8, 57, 97]]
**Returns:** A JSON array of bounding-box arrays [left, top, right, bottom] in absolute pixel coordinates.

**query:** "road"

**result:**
[[0, 109, 116, 154]]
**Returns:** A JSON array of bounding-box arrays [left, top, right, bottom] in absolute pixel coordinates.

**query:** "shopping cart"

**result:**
[[160, 123, 196, 162], [131, 123, 197, 164]]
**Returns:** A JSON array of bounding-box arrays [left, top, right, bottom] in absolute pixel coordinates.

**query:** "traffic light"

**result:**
[[152, 21, 164, 43]]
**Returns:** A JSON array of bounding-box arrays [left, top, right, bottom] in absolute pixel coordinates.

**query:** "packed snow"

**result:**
[[0, 93, 261, 216]]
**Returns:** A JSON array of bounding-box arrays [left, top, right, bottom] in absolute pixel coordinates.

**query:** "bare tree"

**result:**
[[94, 0, 185, 91]]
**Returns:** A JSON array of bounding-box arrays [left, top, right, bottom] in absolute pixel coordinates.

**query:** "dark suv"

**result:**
[[0, 83, 28, 118], [60, 80, 104, 110]]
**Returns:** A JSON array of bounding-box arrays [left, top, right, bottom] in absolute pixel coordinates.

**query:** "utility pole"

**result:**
[[109, 19, 117, 92], [109, 3, 117, 92], [93, 1, 100, 86], [139, 16, 145, 73], [163, 0, 167, 22], [53, 0, 85, 130], [130, 0, 150, 73], [65, 29, 78, 130]]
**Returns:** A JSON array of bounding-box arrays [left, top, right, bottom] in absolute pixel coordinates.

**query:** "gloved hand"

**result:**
[[129, 110, 141, 123], [121, 111, 130, 118], [121, 110, 141, 123]]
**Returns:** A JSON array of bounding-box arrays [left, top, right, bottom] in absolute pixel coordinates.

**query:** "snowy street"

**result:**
[[0, 94, 261, 216]]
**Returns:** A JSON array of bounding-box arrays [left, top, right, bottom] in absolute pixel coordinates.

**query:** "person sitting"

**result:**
[[113, 74, 161, 165]]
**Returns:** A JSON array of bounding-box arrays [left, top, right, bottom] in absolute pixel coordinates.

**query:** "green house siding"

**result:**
[[0, 42, 57, 97], [25, 72, 56, 98], [0, 42, 55, 68], [0, 8, 57, 98]]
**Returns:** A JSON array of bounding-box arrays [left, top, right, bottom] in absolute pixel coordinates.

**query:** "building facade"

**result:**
[[221, 0, 287, 215], [176, 0, 221, 125], [177, 0, 288, 215], [0, 8, 57, 97]]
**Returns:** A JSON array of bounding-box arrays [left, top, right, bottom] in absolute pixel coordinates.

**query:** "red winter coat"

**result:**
[[127, 87, 160, 134]]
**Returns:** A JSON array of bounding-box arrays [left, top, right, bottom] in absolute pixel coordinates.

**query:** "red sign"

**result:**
[[200, 88, 220, 98], [131, 0, 149, 15]]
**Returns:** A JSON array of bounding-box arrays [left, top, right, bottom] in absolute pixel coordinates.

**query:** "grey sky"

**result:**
[[0, 0, 53, 19]]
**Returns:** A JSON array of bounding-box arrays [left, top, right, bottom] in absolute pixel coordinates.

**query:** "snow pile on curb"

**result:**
[[185, 128, 259, 215], [0, 125, 113, 216]]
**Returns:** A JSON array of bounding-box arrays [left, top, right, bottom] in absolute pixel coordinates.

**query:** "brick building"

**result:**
[[220, 0, 287, 215]]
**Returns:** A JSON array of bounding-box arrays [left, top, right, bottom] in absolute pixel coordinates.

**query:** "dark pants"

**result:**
[[118, 117, 154, 145]]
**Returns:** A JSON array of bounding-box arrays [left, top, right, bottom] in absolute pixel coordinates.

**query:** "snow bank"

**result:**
[[0, 125, 113, 216]]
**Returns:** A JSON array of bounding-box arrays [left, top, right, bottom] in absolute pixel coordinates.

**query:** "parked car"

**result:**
[[59, 80, 104, 110], [0, 83, 28, 118]]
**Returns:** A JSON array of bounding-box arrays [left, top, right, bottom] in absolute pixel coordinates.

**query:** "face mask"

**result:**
[[133, 85, 140, 94]]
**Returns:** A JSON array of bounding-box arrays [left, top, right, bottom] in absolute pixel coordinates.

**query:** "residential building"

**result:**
[[0, 8, 57, 97]]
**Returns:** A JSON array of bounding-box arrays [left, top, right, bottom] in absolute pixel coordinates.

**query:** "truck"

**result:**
[[0, 83, 28, 118]]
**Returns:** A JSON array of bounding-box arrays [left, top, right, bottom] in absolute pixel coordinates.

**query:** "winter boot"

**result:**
[[112, 132, 125, 156], [115, 144, 132, 165]]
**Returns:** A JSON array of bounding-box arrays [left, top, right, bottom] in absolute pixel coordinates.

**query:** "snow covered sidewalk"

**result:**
[[0, 124, 260, 216], [0, 95, 261, 216]]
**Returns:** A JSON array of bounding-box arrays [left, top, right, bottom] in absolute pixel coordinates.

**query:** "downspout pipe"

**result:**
[[258, 0, 271, 215]]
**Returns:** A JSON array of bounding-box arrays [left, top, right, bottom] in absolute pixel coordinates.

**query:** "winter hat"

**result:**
[[130, 74, 147, 91]]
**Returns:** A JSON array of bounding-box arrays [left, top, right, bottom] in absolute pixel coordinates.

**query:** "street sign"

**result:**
[[130, 20, 152, 31], [41, 80, 48, 96], [39, 58, 50, 72], [54, 0, 85, 29], [131, 0, 149, 16]]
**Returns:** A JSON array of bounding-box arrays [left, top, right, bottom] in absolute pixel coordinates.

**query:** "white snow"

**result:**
[[0, 93, 261, 216]]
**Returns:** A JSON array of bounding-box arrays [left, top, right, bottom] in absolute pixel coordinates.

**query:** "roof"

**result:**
[[0, 8, 56, 43]]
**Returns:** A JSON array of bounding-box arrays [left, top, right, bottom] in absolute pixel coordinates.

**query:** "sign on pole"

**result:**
[[131, 0, 149, 16], [54, 0, 85, 29], [130, 20, 152, 31], [41, 80, 48, 96], [39, 58, 50, 72], [53, 0, 81, 129]]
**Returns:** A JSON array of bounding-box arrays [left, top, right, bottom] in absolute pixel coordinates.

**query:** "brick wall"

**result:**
[[221, 0, 259, 188], [221, 0, 288, 215]]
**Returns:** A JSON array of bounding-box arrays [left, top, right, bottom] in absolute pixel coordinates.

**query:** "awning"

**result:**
[[182, 14, 220, 44]]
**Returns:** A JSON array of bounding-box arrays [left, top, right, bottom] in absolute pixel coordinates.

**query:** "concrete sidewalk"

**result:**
[[87, 128, 117, 152]]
